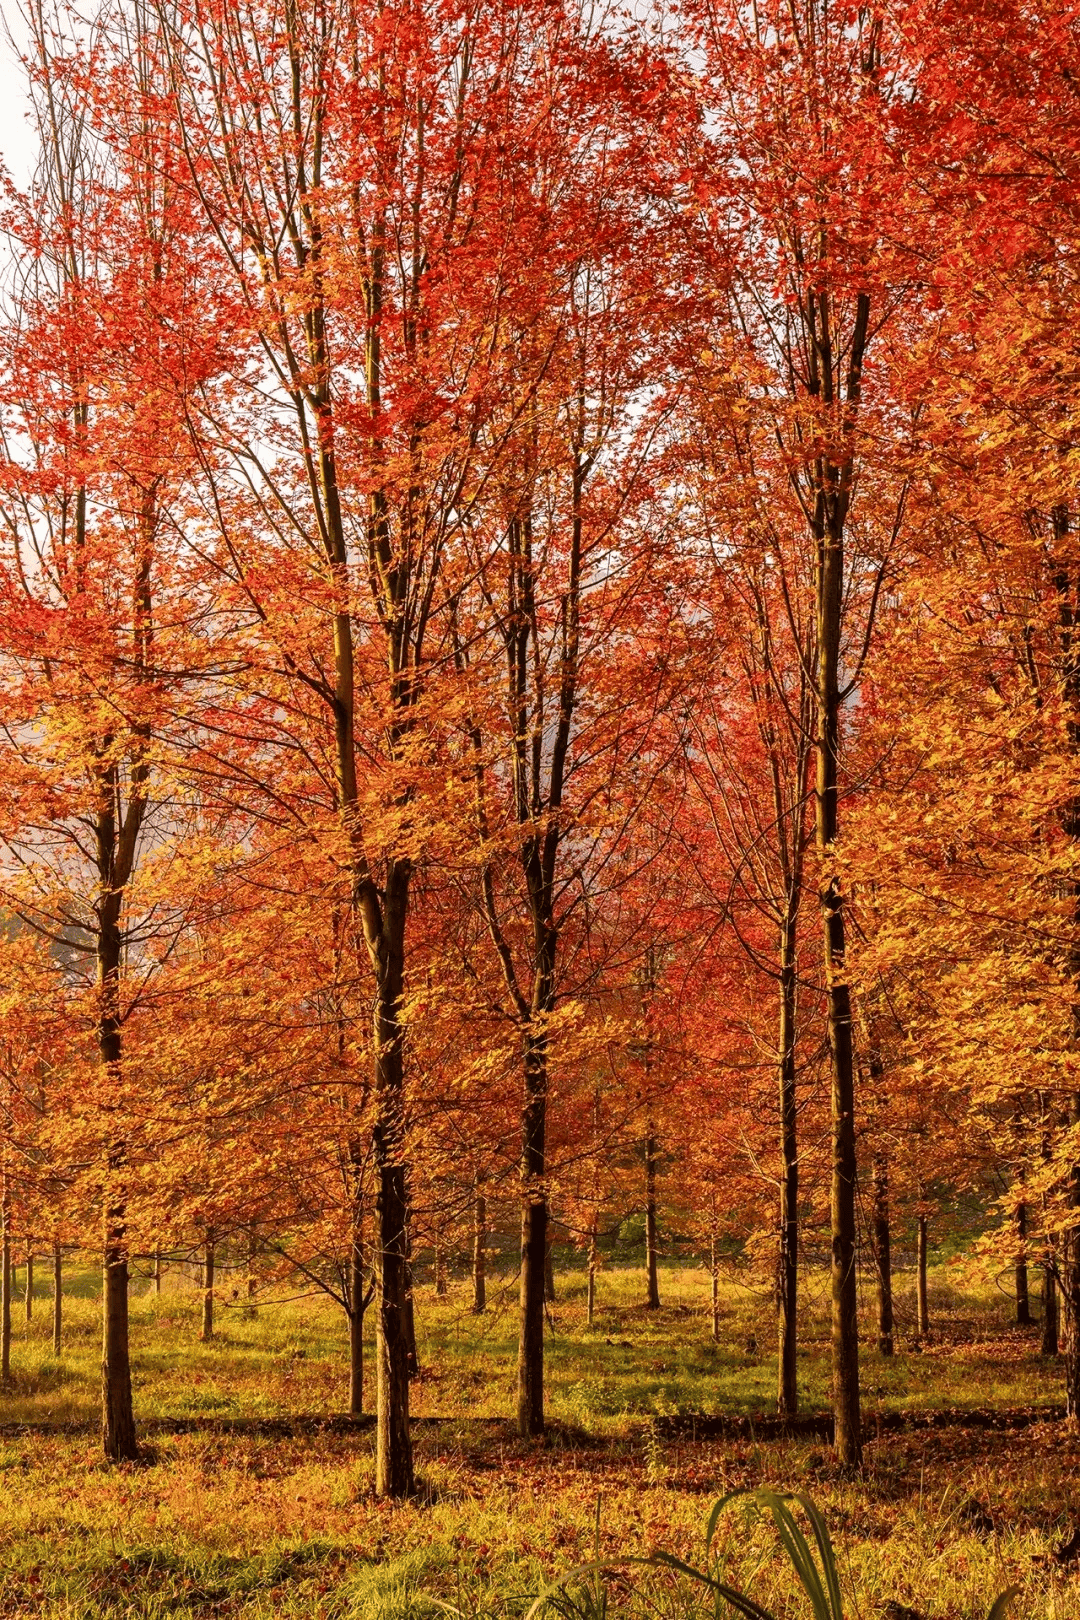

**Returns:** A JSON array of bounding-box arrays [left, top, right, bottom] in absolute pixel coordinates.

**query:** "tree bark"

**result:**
[[544, 1237, 556, 1304], [1043, 1261, 1060, 1356], [811, 289, 870, 1471], [153, 1247, 162, 1296], [818, 580, 861, 1461], [1054, 508, 1080, 1418], [100, 910, 138, 1463], [587, 1223, 597, 1327], [1016, 1200, 1031, 1327], [102, 1176, 136, 1461], [348, 1224, 365, 1416], [403, 1229, 419, 1380], [52, 1243, 61, 1356], [644, 1125, 660, 1311], [518, 1024, 548, 1438], [872, 1156, 894, 1355], [1, 1186, 10, 1383], [472, 1186, 486, 1314], [777, 904, 798, 1415], [369, 868, 414, 1498], [711, 1235, 720, 1343], [201, 1231, 215, 1343], [24, 1249, 32, 1324], [245, 1233, 258, 1314], [1065, 1097, 1080, 1420], [916, 1214, 930, 1338]]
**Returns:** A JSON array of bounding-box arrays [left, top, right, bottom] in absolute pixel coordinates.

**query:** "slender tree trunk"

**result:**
[[401, 1191, 418, 1380], [587, 1223, 597, 1327], [1044, 1261, 1060, 1356], [916, 1214, 930, 1337], [102, 1172, 136, 1460], [1, 1185, 10, 1383], [472, 1185, 486, 1314], [1055, 510, 1080, 1417], [348, 1220, 365, 1416], [1065, 1097, 1080, 1419], [644, 1125, 660, 1311], [369, 870, 414, 1498], [100, 908, 137, 1463], [201, 1231, 215, 1343], [245, 1233, 257, 1314], [1016, 1200, 1031, 1327], [872, 1156, 894, 1355], [777, 906, 798, 1415], [711, 1234, 720, 1343], [819, 748, 861, 1458], [544, 1237, 556, 1304], [52, 1243, 61, 1356], [812, 291, 869, 1471], [518, 1022, 548, 1439], [153, 1247, 162, 1296], [434, 1235, 447, 1297], [374, 1145, 412, 1493], [24, 1249, 32, 1324], [343, 178, 415, 1495]]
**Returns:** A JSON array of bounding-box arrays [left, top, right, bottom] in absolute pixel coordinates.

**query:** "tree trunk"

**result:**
[[819, 714, 861, 1460], [711, 1235, 720, 1343], [544, 1238, 556, 1304], [1065, 1097, 1080, 1420], [201, 1231, 215, 1343], [245, 1234, 258, 1314], [777, 905, 798, 1415], [587, 1224, 597, 1327], [100, 903, 138, 1463], [1, 1188, 10, 1383], [348, 1223, 365, 1416], [52, 1243, 61, 1356], [517, 1024, 547, 1439], [644, 1125, 660, 1310], [1054, 510, 1080, 1418], [434, 1235, 447, 1297], [872, 1156, 894, 1355], [402, 1202, 419, 1380], [24, 1249, 32, 1324], [102, 1182, 136, 1461], [153, 1247, 162, 1296], [812, 290, 870, 1472], [472, 1186, 486, 1314], [1016, 1200, 1031, 1327], [1043, 1261, 1060, 1356], [369, 869, 414, 1499], [916, 1214, 930, 1337]]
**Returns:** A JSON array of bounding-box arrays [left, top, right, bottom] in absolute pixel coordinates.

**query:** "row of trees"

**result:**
[[0, 0, 1078, 1489]]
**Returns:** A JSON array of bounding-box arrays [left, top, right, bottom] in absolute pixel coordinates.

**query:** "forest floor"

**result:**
[[0, 1256, 1076, 1619]]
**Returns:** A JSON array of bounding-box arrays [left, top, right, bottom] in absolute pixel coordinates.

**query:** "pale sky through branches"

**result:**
[[0, 7, 35, 187]]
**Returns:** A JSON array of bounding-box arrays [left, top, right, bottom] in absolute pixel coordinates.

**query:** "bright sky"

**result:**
[[0, 8, 35, 188]]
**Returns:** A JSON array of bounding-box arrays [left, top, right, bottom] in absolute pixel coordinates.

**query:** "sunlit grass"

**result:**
[[0, 1252, 1072, 1617], [6, 1246, 1057, 1427]]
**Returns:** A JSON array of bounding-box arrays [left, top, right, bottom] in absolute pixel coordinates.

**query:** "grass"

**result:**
[[0, 1253, 1075, 1618]]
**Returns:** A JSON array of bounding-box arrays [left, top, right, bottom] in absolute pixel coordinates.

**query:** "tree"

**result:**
[[689, 0, 918, 1462], [0, 0, 224, 1458]]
